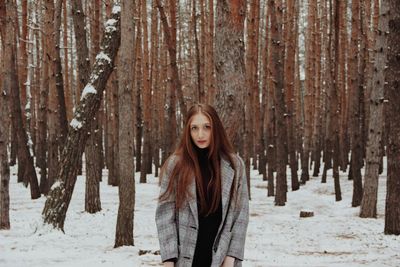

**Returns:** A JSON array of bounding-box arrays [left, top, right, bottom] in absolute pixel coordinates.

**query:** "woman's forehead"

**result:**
[[190, 112, 211, 125]]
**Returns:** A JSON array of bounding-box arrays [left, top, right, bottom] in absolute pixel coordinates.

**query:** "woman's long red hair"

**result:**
[[159, 104, 237, 216]]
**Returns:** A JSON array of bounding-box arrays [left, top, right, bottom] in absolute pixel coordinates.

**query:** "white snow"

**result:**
[[1, 159, 399, 266], [96, 52, 112, 65], [105, 19, 117, 33], [70, 118, 83, 130], [50, 180, 63, 191], [112, 5, 121, 14], [80, 84, 97, 101]]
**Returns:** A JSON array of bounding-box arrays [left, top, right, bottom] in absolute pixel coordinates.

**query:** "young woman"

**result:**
[[155, 104, 249, 267]]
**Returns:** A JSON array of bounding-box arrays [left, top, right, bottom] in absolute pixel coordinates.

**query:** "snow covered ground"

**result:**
[[1, 160, 399, 267]]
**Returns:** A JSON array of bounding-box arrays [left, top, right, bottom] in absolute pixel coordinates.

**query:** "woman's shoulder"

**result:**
[[226, 153, 245, 169], [163, 153, 181, 171]]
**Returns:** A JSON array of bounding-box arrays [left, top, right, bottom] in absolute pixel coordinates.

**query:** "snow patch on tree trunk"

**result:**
[[95, 52, 112, 65], [70, 118, 83, 130], [80, 84, 97, 101]]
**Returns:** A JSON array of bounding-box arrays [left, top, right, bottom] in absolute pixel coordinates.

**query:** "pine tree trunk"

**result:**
[[140, 0, 152, 183], [348, 0, 363, 207], [9, 0, 40, 199], [193, 0, 203, 102], [360, 0, 388, 218], [42, 7, 121, 231], [19, 0, 28, 126], [384, 0, 400, 235], [53, 0, 68, 144], [270, 0, 286, 206], [331, 0, 342, 201], [302, 0, 317, 184], [38, 4, 49, 193], [206, 0, 215, 103], [338, 0, 349, 173], [85, 13, 103, 213], [150, 0, 160, 177], [156, 0, 187, 119], [266, 2, 275, 195], [285, 0, 299, 191], [63, 0, 72, 122], [214, 0, 246, 147], [85, 113, 102, 213], [115, 0, 136, 247], [0, 0, 11, 230], [135, 21, 143, 173]]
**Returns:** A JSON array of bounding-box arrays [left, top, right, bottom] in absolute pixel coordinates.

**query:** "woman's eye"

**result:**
[[191, 126, 198, 131]]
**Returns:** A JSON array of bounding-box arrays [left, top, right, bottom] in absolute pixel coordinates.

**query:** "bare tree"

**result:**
[[42, 6, 121, 231], [384, 0, 400, 235], [115, 0, 136, 247], [360, 0, 389, 218], [284, 0, 299, 191], [8, 0, 40, 199], [214, 0, 246, 147], [269, 0, 287, 206], [0, 0, 11, 230], [140, 0, 152, 183], [348, 0, 363, 207]]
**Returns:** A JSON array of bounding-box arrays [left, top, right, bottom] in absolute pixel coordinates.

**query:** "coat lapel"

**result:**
[[220, 156, 235, 221], [188, 178, 198, 226]]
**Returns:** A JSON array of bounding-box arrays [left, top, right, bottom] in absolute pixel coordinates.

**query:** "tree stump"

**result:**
[[300, 211, 314, 218]]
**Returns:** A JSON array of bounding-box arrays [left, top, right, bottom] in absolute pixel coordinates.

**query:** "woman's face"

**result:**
[[190, 112, 212, 149]]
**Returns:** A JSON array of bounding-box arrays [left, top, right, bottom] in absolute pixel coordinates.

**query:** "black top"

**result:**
[[192, 147, 222, 267]]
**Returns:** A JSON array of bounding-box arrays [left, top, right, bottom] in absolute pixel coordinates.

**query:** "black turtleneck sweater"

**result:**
[[192, 147, 222, 267]]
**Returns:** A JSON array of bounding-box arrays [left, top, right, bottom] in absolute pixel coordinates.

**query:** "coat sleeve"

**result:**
[[227, 156, 249, 261], [155, 156, 179, 262]]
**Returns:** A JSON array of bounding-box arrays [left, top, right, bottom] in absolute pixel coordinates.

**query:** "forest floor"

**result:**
[[1, 158, 399, 267]]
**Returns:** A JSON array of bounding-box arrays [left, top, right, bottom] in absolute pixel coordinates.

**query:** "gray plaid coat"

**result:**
[[155, 154, 249, 267]]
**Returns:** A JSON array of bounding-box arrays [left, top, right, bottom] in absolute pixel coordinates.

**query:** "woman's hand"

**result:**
[[221, 256, 235, 267], [163, 262, 174, 267]]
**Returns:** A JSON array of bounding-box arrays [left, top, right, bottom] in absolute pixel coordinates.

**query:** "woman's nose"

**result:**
[[198, 129, 204, 138]]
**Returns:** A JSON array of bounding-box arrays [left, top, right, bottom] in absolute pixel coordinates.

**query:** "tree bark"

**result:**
[[8, 0, 40, 199], [42, 6, 121, 231], [349, 0, 363, 207], [302, 0, 317, 184], [214, 0, 246, 147], [53, 0, 68, 144], [360, 0, 389, 218], [115, 0, 136, 247], [140, 0, 152, 183], [0, 0, 11, 230], [385, 0, 400, 235], [270, 0, 287, 206], [285, 0, 299, 191], [156, 0, 187, 119]]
